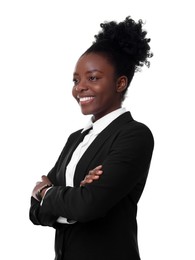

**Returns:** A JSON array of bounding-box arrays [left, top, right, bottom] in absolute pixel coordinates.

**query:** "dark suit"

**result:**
[[30, 112, 154, 260]]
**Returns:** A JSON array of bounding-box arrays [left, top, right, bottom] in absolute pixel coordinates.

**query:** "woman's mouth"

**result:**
[[78, 96, 95, 105]]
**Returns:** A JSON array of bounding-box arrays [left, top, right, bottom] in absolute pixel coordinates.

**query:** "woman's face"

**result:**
[[72, 53, 124, 122]]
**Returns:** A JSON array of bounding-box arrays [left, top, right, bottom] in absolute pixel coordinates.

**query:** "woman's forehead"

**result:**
[[74, 53, 114, 73]]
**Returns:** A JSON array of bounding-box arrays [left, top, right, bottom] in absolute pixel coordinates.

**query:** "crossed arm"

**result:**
[[31, 165, 103, 202], [30, 125, 154, 226]]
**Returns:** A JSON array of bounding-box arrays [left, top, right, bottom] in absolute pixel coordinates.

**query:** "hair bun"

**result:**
[[94, 16, 153, 69]]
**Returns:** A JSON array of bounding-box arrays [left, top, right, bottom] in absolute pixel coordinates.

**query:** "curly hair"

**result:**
[[83, 16, 153, 97]]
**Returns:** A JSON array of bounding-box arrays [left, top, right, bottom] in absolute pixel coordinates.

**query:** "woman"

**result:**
[[30, 16, 154, 260]]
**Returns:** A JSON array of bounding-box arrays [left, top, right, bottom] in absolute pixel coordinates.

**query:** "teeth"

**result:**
[[79, 97, 94, 102]]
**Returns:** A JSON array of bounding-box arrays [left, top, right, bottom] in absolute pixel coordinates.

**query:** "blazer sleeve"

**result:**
[[38, 122, 154, 223], [29, 131, 82, 227]]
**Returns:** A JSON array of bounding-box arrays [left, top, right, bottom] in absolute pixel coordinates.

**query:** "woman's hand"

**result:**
[[80, 165, 103, 186], [32, 175, 53, 201]]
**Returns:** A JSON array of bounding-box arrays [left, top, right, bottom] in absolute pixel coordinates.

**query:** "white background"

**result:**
[[0, 0, 194, 259]]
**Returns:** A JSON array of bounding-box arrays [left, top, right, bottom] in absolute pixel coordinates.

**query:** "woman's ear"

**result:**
[[116, 76, 128, 93]]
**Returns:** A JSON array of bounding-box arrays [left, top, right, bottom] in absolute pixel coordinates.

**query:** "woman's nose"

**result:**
[[75, 80, 88, 92]]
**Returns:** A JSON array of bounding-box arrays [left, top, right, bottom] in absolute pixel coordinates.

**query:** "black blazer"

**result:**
[[30, 112, 154, 260]]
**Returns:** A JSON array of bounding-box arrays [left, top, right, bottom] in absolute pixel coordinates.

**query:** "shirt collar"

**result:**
[[82, 107, 127, 134]]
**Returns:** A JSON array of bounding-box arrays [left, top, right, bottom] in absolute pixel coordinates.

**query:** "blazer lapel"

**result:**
[[56, 128, 92, 185], [73, 112, 133, 186]]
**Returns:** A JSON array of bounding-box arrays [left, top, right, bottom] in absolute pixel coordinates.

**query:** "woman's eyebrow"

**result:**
[[86, 69, 103, 74], [73, 69, 103, 76]]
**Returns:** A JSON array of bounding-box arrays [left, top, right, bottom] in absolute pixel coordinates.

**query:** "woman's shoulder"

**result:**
[[116, 111, 153, 137], [128, 119, 153, 135], [114, 113, 154, 148]]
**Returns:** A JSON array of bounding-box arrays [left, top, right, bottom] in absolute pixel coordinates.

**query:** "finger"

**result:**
[[80, 180, 87, 186], [85, 178, 93, 183], [80, 178, 93, 186], [86, 174, 100, 180], [90, 170, 103, 176], [94, 165, 102, 170], [94, 170, 103, 175], [89, 168, 103, 175], [41, 175, 52, 184], [81, 175, 99, 185], [89, 165, 102, 174], [80, 166, 103, 186]]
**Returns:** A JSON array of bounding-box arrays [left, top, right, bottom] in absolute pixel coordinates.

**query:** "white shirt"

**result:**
[[57, 107, 126, 224]]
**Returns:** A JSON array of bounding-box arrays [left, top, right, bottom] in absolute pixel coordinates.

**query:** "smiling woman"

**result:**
[[72, 53, 126, 121], [29, 16, 154, 260]]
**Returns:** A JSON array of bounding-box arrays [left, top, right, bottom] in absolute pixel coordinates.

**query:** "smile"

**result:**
[[80, 96, 94, 101], [77, 96, 95, 104]]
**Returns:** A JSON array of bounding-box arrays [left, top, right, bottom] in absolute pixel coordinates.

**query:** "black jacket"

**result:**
[[30, 112, 154, 260]]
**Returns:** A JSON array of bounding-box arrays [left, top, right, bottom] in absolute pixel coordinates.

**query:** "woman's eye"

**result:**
[[73, 78, 79, 85], [89, 76, 98, 81]]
